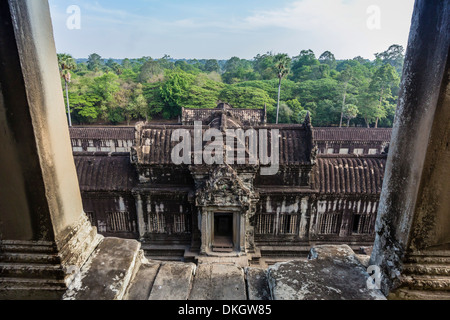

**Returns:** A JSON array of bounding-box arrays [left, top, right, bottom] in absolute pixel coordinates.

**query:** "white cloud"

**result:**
[[49, 0, 415, 60], [239, 0, 414, 59], [244, 0, 359, 31]]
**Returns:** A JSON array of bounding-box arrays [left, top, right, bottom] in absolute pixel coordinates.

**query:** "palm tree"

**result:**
[[274, 54, 291, 124], [57, 54, 77, 127]]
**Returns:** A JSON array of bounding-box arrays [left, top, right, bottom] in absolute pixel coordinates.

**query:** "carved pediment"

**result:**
[[195, 164, 254, 208]]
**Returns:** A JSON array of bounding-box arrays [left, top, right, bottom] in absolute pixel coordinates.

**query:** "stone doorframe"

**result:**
[[199, 206, 246, 255]]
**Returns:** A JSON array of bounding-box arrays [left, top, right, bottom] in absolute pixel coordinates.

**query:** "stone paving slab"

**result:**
[[246, 267, 271, 300], [64, 237, 141, 300], [268, 245, 386, 300], [124, 262, 160, 300], [148, 262, 196, 300], [189, 264, 246, 300]]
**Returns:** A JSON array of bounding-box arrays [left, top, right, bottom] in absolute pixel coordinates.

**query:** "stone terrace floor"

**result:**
[[63, 238, 386, 300]]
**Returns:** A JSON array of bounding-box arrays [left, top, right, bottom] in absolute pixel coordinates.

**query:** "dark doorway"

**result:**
[[213, 213, 233, 252]]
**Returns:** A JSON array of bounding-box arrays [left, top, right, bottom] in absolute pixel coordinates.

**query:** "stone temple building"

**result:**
[[71, 104, 388, 263], [1, 0, 448, 301]]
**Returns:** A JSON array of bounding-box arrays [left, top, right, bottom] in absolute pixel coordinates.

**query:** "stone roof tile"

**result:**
[[69, 127, 135, 140], [313, 128, 392, 142], [314, 155, 387, 194], [74, 153, 138, 192]]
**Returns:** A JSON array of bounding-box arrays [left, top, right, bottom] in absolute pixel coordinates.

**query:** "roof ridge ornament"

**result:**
[[304, 111, 311, 127]]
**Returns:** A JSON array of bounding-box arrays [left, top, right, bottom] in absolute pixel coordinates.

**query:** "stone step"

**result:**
[[189, 264, 247, 300], [148, 262, 196, 300], [0, 277, 67, 300], [0, 252, 60, 265], [141, 245, 187, 261], [143, 256, 184, 262], [63, 237, 141, 300], [197, 256, 249, 268], [390, 288, 450, 300], [403, 263, 450, 276], [401, 275, 450, 291], [0, 277, 66, 290], [406, 256, 450, 265], [212, 247, 233, 253], [124, 262, 160, 300], [0, 241, 57, 254], [0, 263, 65, 280]]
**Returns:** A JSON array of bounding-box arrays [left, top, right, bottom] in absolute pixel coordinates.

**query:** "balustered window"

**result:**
[[278, 214, 299, 235], [148, 212, 191, 234], [106, 211, 136, 232], [317, 212, 341, 235], [255, 214, 276, 235], [352, 213, 376, 235]]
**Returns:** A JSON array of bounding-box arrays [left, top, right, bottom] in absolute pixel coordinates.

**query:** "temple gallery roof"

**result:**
[[70, 127, 135, 140], [69, 126, 392, 144], [74, 153, 138, 192], [181, 103, 266, 126], [135, 124, 313, 165], [74, 152, 387, 196], [313, 127, 392, 142], [313, 155, 387, 195]]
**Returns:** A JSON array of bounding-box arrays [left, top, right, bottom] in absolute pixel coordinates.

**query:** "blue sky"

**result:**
[[48, 0, 415, 60]]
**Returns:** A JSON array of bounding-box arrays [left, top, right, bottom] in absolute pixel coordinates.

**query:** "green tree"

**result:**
[[253, 52, 276, 80], [204, 59, 221, 73], [67, 75, 101, 123], [338, 65, 354, 127], [111, 62, 123, 75], [57, 53, 77, 127], [160, 69, 195, 118], [138, 59, 163, 83], [87, 53, 103, 71], [184, 73, 225, 109], [319, 51, 337, 70], [343, 104, 359, 127], [358, 92, 383, 127], [290, 49, 320, 82], [130, 83, 149, 121], [296, 78, 341, 126], [158, 54, 175, 70], [286, 99, 304, 123], [278, 102, 293, 123], [92, 72, 121, 122], [174, 60, 202, 75], [368, 64, 400, 127], [113, 82, 133, 124], [218, 85, 276, 117], [122, 58, 132, 70], [274, 53, 291, 124], [142, 82, 165, 119], [222, 57, 256, 84], [375, 44, 405, 75], [235, 79, 297, 102]]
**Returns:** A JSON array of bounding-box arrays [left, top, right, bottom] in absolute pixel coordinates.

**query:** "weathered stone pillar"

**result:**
[[370, 0, 450, 299], [134, 193, 147, 239], [239, 213, 246, 253], [0, 0, 100, 299], [299, 197, 310, 239], [200, 209, 208, 255]]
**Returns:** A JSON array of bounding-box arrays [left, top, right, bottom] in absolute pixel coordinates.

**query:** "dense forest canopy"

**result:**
[[58, 44, 404, 127]]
